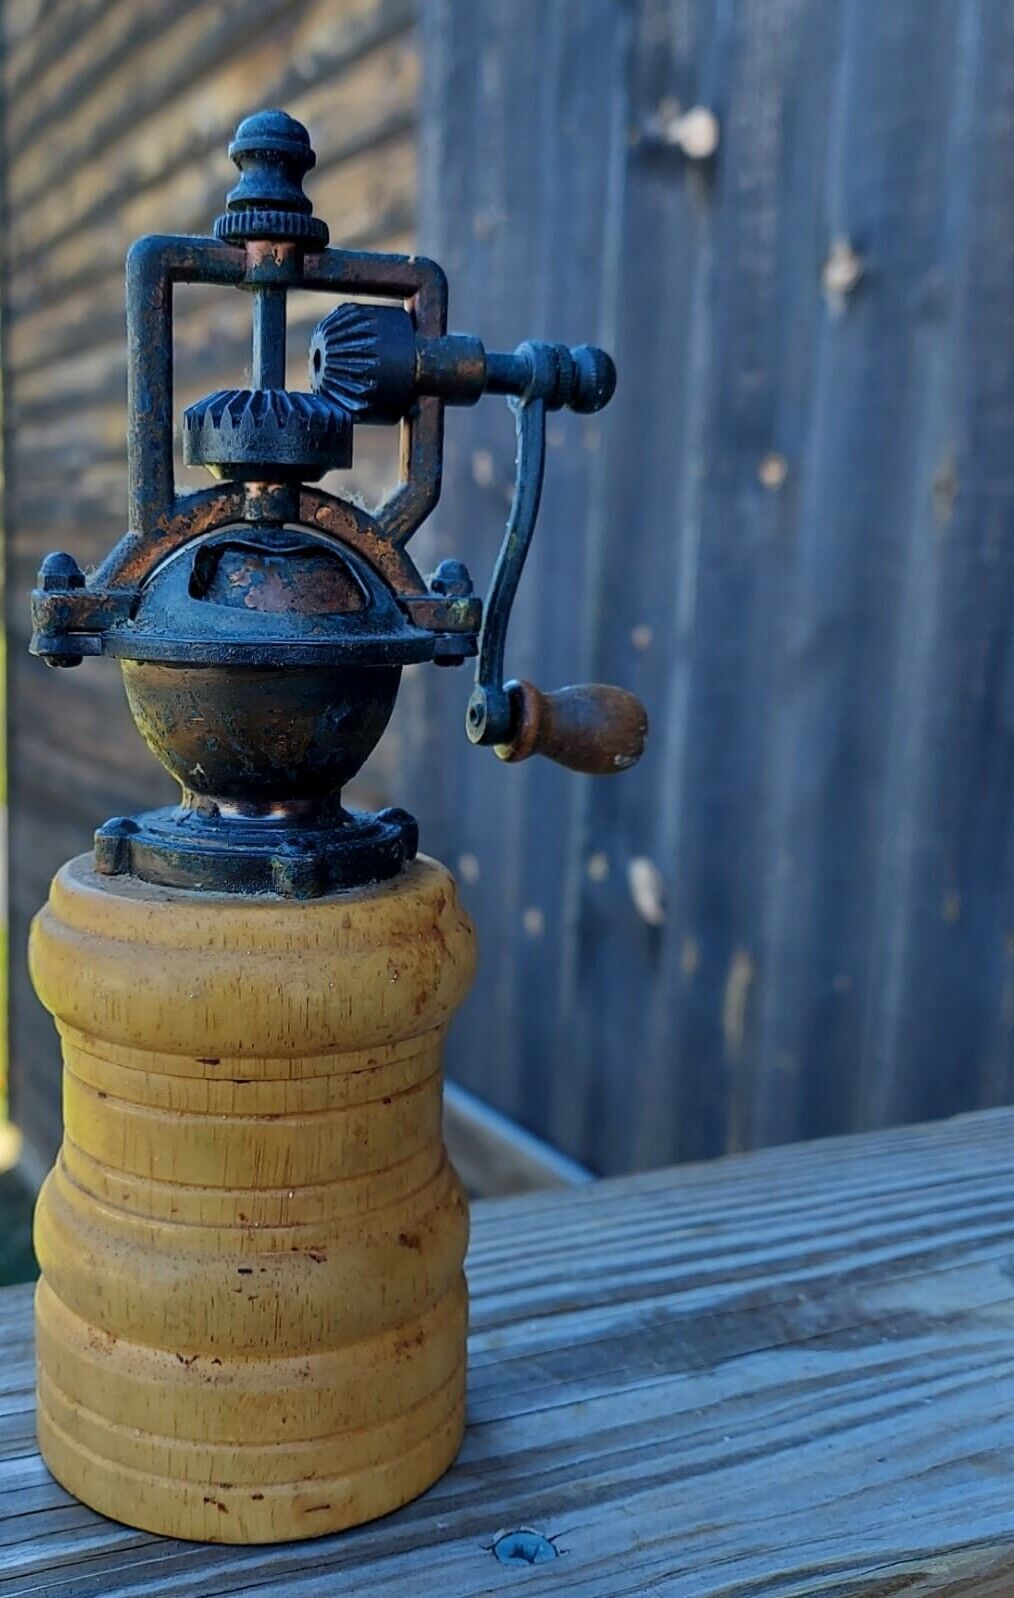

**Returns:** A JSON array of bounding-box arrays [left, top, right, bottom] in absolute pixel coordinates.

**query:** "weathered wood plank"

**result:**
[[7, 39, 417, 372], [2, 1110, 1014, 1595], [2, 5, 422, 1170], [412, 0, 633, 1136], [6, 126, 416, 328], [8, 17, 417, 276], [415, 0, 1014, 1176], [6, 0, 393, 182], [2, 0, 134, 108]]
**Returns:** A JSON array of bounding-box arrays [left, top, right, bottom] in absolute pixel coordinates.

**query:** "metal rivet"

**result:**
[[631, 622, 653, 651], [492, 1528, 558, 1566], [522, 906, 545, 937]]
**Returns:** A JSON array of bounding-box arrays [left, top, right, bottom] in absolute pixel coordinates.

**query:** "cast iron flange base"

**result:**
[[93, 804, 418, 898]]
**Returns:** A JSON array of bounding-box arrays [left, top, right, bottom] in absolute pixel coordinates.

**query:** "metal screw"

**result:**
[[492, 1528, 558, 1566]]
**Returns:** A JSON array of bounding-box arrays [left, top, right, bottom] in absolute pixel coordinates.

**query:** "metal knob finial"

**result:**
[[214, 109, 329, 246]]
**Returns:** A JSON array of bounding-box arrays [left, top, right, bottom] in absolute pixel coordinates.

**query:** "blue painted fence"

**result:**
[[408, 0, 1014, 1173]]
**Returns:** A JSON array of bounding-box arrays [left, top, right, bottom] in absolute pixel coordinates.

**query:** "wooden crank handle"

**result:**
[[495, 679, 648, 774]]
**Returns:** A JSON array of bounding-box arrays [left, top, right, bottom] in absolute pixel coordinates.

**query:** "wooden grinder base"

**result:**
[[28, 853, 475, 1543]]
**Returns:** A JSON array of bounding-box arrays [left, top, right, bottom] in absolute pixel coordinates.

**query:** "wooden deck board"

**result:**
[[3, 1108, 1014, 1595]]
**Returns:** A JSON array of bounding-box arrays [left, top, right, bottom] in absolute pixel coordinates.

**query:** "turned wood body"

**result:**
[[29, 853, 475, 1544]]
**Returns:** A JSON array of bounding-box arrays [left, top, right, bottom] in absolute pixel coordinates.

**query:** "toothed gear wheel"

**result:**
[[309, 303, 417, 425], [183, 388, 353, 481], [214, 209, 329, 246]]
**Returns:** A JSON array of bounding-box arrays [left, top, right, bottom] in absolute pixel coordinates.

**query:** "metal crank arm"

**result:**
[[465, 346, 648, 776]]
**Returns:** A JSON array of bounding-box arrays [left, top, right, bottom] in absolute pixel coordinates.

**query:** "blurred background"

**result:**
[[3, 0, 1014, 1249]]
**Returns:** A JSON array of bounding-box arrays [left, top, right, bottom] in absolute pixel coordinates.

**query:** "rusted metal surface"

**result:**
[[2, 0, 428, 1166], [189, 538, 366, 616], [28, 107, 642, 902], [121, 660, 401, 808]]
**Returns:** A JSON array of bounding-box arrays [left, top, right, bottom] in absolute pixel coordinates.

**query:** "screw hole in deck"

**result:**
[[492, 1528, 558, 1566]]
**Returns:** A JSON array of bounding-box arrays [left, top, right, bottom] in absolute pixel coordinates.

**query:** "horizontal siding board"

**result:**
[[3, 0, 147, 115], [6, 126, 415, 323], [6, 0, 411, 188], [1, 0, 421, 1164], [9, 15, 418, 272]]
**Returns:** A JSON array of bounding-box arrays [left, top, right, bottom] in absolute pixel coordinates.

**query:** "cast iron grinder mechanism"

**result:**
[[31, 109, 646, 896], [27, 112, 646, 1545]]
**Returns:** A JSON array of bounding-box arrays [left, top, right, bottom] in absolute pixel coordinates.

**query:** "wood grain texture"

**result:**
[[9, 0, 1014, 1188], [28, 854, 475, 1543], [3, 1107, 1014, 1591], [411, 0, 1014, 1174]]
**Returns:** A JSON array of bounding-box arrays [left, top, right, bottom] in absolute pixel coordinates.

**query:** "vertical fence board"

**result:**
[[416, 0, 1014, 1173], [5, 0, 1014, 1177]]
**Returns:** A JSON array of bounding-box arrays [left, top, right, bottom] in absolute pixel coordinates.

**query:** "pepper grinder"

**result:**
[[28, 111, 646, 1543]]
